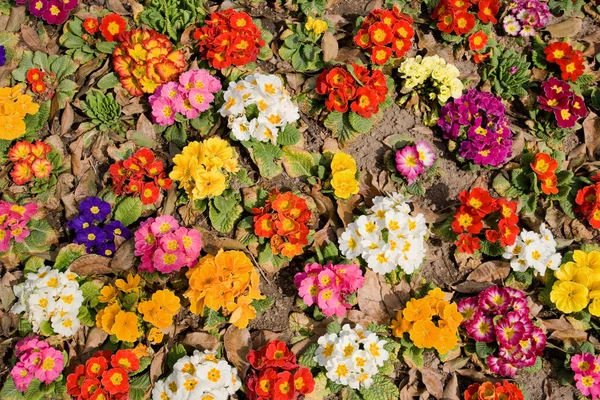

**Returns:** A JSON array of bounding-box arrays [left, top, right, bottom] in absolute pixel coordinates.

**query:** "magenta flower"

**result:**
[[29, 0, 47, 18], [179, 69, 222, 93], [61, 0, 78, 11], [395, 146, 425, 184], [10, 337, 64, 393], [151, 97, 177, 126], [572, 353, 598, 375], [467, 312, 495, 342], [494, 316, 525, 346], [554, 107, 578, 129], [154, 82, 184, 102], [477, 286, 510, 314], [331, 262, 364, 292], [575, 373, 600, 398], [415, 141, 436, 168], [487, 355, 518, 377], [42, 0, 69, 24], [457, 297, 478, 324]]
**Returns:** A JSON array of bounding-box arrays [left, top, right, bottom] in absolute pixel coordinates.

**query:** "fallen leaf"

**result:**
[[107, 0, 130, 14], [357, 270, 404, 324], [60, 103, 74, 136], [224, 325, 252, 379], [150, 345, 167, 384], [442, 373, 460, 400], [456, 369, 505, 383], [545, 18, 582, 38], [68, 254, 113, 276], [182, 332, 220, 350], [443, 357, 469, 373], [466, 261, 510, 283], [6, 6, 25, 32], [416, 30, 454, 64], [83, 327, 108, 354], [583, 112, 600, 158], [451, 281, 493, 294], [336, 195, 360, 227], [110, 239, 135, 271], [321, 31, 339, 62], [136, 113, 157, 141], [310, 184, 335, 220], [21, 23, 46, 52], [419, 367, 444, 399], [0, 272, 18, 311]]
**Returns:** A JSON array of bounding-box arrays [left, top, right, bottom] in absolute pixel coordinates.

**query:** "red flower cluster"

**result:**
[[109, 149, 172, 205], [544, 42, 585, 82], [252, 190, 311, 259], [246, 340, 315, 400], [26, 68, 48, 94], [451, 187, 520, 254], [193, 9, 265, 70], [433, 0, 499, 36], [66, 349, 140, 400], [530, 152, 559, 195], [8, 141, 53, 185], [315, 64, 389, 118], [464, 381, 524, 400], [353, 6, 414, 65], [575, 172, 600, 229]]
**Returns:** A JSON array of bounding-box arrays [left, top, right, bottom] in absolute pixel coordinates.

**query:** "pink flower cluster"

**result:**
[[134, 215, 202, 273], [0, 201, 37, 253], [10, 336, 64, 392], [149, 69, 221, 126], [571, 353, 600, 399], [294, 262, 365, 317], [458, 286, 546, 377], [395, 141, 436, 184]]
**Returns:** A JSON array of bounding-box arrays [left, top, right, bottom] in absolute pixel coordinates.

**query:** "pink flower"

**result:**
[[11, 222, 30, 242], [316, 269, 336, 289], [494, 316, 525, 346], [575, 373, 600, 399], [134, 219, 157, 255], [42, 0, 69, 24], [572, 353, 598, 375], [316, 287, 342, 314], [466, 312, 495, 342], [175, 227, 202, 259], [151, 97, 176, 126], [458, 297, 479, 324], [159, 232, 183, 253], [11, 362, 34, 392], [153, 248, 186, 273], [34, 347, 64, 384], [179, 69, 221, 93], [395, 146, 425, 184], [487, 355, 518, 377], [477, 286, 510, 314], [156, 82, 184, 101], [150, 215, 179, 236], [321, 296, 350, 317], [298, 276, 318, 306], [415, 141, 436, 168], [188, 88, 215, 112], [332, 262, 364, 292], [174, 96, 200, 119]]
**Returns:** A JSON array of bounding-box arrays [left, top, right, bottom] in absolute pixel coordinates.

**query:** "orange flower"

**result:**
[[541, 174, 559, 195], [137, 289, 180, 329], [468, 30, 488, 51], [390, 310, 412, 337], [112, 311, 140, 343], [96, 302, 121, 334], [227, 294, 257, 328], [530, 152, 558, 179], [410, 319, 440, 349], [403, 298, 432, 322]]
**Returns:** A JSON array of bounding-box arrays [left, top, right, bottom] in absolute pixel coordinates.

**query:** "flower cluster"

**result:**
[[305, 16, 328, 35], [395, 141, 436, 184], [294, 262, 364, 317], [398, 55, 463, 105], [67, 197, 131, 257], [194, 9, 265, 69], [459, 286, 546, 377], [152, 350, 241, 400], [530, 152, 560, 195], [315, 324, 388, 389], [550, 249, 600, 315], [0, 201, 37, 252], [575, 172, 600, 229], [185, 250, 265, 328], [134, 215, 202, 273], [252, 190, 311, 259], [545, 42, 585, 82], [432, 0, 499, 36], [464, 381, 524, 400], [12, 266, 83, 337], [0, 85, 40, 141], [169, 138, 240, 201], [219, 74, 300, 143], [315, 64, 389, 118], [340, 193, 427, 275], [330, 153, 360, 199], [16, 0, 77, 25], [109, 148, 172, 205], [10, 337, 64, 392], [353, 7, 414, 65], [246, 341, 315, 400], [149, 69, 221, 126], [538, 77, 587, 129], [438, 90, 513, 167], [391, 288, 463, 354], [451, 188, 520, 254], [25, 68, 48, 94], [8, 141, 53, 185], [571, 353, 600, 399], [502, 0, 550, 37], [66, 349, 140, 399], [113, 29, 185, 96], [502, 224, 561, 276]]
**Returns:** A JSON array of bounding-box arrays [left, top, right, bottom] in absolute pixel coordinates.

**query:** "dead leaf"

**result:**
[[568, 143, 587, 170], [456, 369, 505, 383], [310, 184, 335, 220], [83, 327, 108, 354], [136, 114, 157, 141], [509, 131, 524, 161], [107, 0, 130, 14], [197, 228, 247, 255], [61, 103, 74, 136], [321, 31, 339, 62], [466, 261, 510, 283], [451, 281, 493, 293], [0, 272, 18, 311], [545, 18, 583, 38], [336, 195, 360, 227], [68, 254, 113, 276], [419, 368, 444, 399], [182, 332, 220, 350], [110, 239, 135, 271], [6, 7, 25, 32], [224, 325, 252, 379], [416, 30, 454, 64], [443, 357, 469, 373], [357, 270, 405, 324], [150, 346, 167, 384], [127, 0, 144, 20], [21, 23, 46, 52], [334, 47, 367, 64], [442, 373, 459, 400], [583, 112, 600, 158]]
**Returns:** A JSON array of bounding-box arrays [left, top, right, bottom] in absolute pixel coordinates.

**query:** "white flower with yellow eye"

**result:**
[[325, 358, 353, 386], [502, 224, 560, 276], [230, 116, 253, 142], [338, 227, 362, 259], [51, 312, 80, 337]]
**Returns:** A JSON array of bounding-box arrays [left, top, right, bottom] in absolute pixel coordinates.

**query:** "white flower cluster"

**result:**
[[152, 350, 241, 400], [219, 73, 300, 144], [398, 55, 464, 103], [12, 266, 83, 337], [339, 193, 428, 275], [314, 324, 388, 390], [503, 223, 561, 276]]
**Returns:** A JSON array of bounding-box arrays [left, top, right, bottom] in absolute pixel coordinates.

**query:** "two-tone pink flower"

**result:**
[[395, 141, 435, 184]]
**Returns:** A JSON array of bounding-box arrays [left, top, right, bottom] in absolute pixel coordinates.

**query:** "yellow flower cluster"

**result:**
[[0, 86, 40, 141], [184, 250, 265, 328], [550, 250, 600, 315], [390, 288, 463, 354], [330, 153, 359, 199], [96, 274, 181, 343], [398, 55, 463, 104], [169, 137, 240, 201], [305, 17, 328, 35]]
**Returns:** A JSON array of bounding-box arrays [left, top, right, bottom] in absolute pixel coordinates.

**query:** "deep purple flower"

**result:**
[[42, 0, 69, 25], [75, 225, 106, 248], [97, 242, 116, 258], [61, 0, 78, 11], [29, 0, 47, 18], [79, 197, 110, 222], [66, 215, 93, 232], [103, 220, 131, 240], [0, 46, 5, 67]]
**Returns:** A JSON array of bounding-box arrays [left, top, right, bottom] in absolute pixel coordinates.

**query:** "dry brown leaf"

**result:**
[[21, 23, 46, 52], [182, 332, 220, 350], [197, 228, 247, 255], [357, 270, 405, 324], [83, 327, 108, 354], [61, 103, 74, 136], [107, 0, 130, 15], [110, 239, 135, 271], [6, 6, 25, 32], [337, 195, 360, 227], [150, 345, 167, 384], [466, 261, 510, 283], [443, 357, 469, 373], [224, 325, 252, 379], [442, 372, 460, 400], [69, 254, 113, 276], [310, 185, 335, 219], [583, 112, 600, 158], [451, 281, 493, 294], [127, 0, 144, 20], [334, 47, 367, 64], [416, 30, 454, 64], [545, 18, 582, 38], [321, 31, 339, 62], [542, 317, 576, 331], [136, 113, 157, 141], [0, 272, 18, 311], [419, 368, 444, 399], [456, 369, 504, 383]]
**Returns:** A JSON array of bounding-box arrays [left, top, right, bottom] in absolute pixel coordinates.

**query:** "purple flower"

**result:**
[[502, 0, 550, 36], [0, 46, 5, 67], [97, 242, 116, 257], [79, 197, 111, 222], [75, 226, 106, 249], [61, 0, 78, 11], [29, 0, 47, 18], [104, 220, 131, 240], [42, 0, 69, 25], [66, 215, 93, 232]]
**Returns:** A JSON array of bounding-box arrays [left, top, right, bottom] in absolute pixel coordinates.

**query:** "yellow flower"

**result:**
[[556, 262, 591, 287], [227, 294, 257, 329], [98, 284, 118, 304], [0, 86, 23, 100], [115, 273, 141, 293], [305, 16, 328, 36], [170, 153, 198, 187], [390, 310, 412, 337], [192, 171, 226, 199], [14, 95, 39, 118], [112, 311, 141, 343], [589, 291, 600, 317], [201, 137, 234, 169], [330, 152, 357, 175], [97, 302, 122, 334], [331, 170, 359, 199], [223, 158, 240, 174], [550, 281, 589, 314], [131, 344, 150, 358], [137, 289, 181, 329], [148, 327, 164, 343], [0, 115, 26, 140]]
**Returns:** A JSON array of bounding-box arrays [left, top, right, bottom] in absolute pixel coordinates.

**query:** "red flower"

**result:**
[[368, 22, 393, 46], [140, 182, 160, 204], [370, 46, 393, 65], [351, 86, 379, 118], [254, 214, 275, 238], [393, 20, 414, 39], [85, 356, 108, 379], [455, 233, 481, 254], [30, 141, 52, 158], [145, 161, 164, 177], [575, 185, 598, 216], [8, 141, 33, 163], [571, 95, 588, 119], [452, 12, 475, 35], [90, 389, 110, 400], [437, 13, 455, 34], [264, 340, 297, 370], [31, 158, 52, 179], [540, 174, 559, 195], [354, 29, 372, 49], [530, 152, 558, 179], [496, 198, 518, 225], [325, 91, 350, 113], [111, 350, 140, 373], [66, 365, 86, 396], [553, 106, 578, 129], [273, 371, 295, 400], [451, 205, 483, 234], [83, 18, 99, 34], [473, 52, 491, 64], [26, 68, 45, 84], [447, 0, 470, 10], [589, 206, 600, 229], [468, 30, 488, 51], [458, 187, 496, 216], [293, 367, 315, 395], [11, 162, 33, 185], [255, 368, 277, 397], [80, 378, 101, 399], [498, 220, 519, 247], [31, 80, 46, 94], [485, 229, 501, 243], [100, 14, 127, 42], [477, 0, 500, 24], [392, 38, 412, 58], [101, 367, 130, 395], [544, 42, 573, 64], [558, 51, 585, 82]]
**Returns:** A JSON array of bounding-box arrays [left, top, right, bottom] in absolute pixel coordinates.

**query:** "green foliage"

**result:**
[[296, 0, 327, 16], [298, 342, 319, 367], [482, 47, 531, 100], [141, 0, 206, 41], [203, 306, 227, 329], [251, 297, 274, 314], [0, 378, 24, 400], [81, 90, 123, 133], [167, 343, 187, 370], [129, 374, 151, 400], [208, 189, 243, 233], [113, 196, 144, 226], [279, 21, 326, 72], [548, 0, 585, 16], [475, 340, 497, 358], [359, 375, 400, 400], [5, 219, 58, 264], [59, 17, 107, 64], [247, 141, 284, 178]]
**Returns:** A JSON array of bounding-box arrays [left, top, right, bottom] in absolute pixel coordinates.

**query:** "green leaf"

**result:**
[[251, 297, 274, 314], [39, 320, 56, 336], [249, 141, 283, 178], [298, 343, 319, 368], [324, 111, 357, 145], [77, 305, 96, 327], [54, 243, 87, 271], [129, 374, 150, 400], [348, 112, 374, 134], [97, 73, 121, 90], [96, 41, 118, 54], [282, 147, 314, 178], [10, 219, 58, 260], [167, 343, 187, 370], [208, 191, 243, 233], [480, 240, 504, 257], [493, 174, 513, 197], [327, 321, 342, 334], [359, 375, 400, 400], [164, 124, 187, 146], [523, 356, 543, 373], [80, 281, 101, 307], [277, 124, 301, 146], [24, 101, 50, 136], [475, 341, 497, 359], [113, 197, 143, 226], [0, 378, 25, 400], [203, 307, 227, 329]]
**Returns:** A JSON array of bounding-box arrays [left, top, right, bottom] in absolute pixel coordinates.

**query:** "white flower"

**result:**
[[502, 224, 560, 276], [338, 226, 363, 259], [325, 358, 353, 386]]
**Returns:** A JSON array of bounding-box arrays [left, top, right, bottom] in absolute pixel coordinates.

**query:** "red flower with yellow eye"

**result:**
[[99, 14, 127, 42], [254, 214, 275, 238], [540, 174, 559, 195], [498, 220, 519, 247], [140, 182, 160, 205], [8, 140, 54, 186], [351, 86, 380, 118], [558, 51, 585, 82], [453, 12, 475, 35], [451, 206, 483, 234], [8, 141, 33, 163], [530, 152, 558, 179], [26, 68, 45, 84], [10, 162, 33, 185], [468, 31, 488, 51], [110, 350, 139, 373], [31, 158, 52, 179], [477, 0, 500, 24], [101, 367, 129, 394], [371, 46, 393, 65], [458, 187, 496, 216], [31, 80, 46, 94], [455, 233, 481, 254], [83, 18, 99, 34], [544, 42, 573, 63]]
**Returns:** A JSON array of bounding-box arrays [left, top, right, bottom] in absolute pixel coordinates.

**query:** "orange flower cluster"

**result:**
[[530, 152, 559, 195], [113, 29, 185, 96], [391, 288, 463, 354], [464, 381, 524, 400], [185, 250, 265, 328], [252, 190, 311, 259], [8, 141, 53, 185], [0, 85, 39, 141]]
